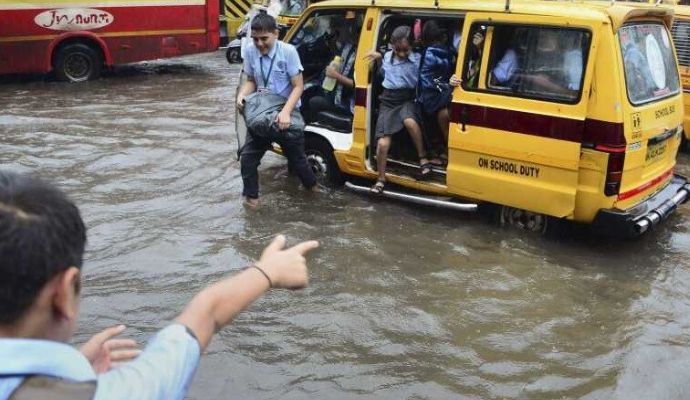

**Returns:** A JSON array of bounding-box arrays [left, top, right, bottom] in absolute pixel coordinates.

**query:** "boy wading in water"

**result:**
[[236, 13, 317, 208], [365, 25, 432, 194]]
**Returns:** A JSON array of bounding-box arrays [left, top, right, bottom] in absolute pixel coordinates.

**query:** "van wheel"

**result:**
[[500, 206, 548, 234], [53, 43, 102, 82], [226, 47, 241, 64], [305, 136, 344, 187]]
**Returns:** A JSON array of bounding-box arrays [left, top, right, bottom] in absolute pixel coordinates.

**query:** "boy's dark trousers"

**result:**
[[240, 130, 317, 199]]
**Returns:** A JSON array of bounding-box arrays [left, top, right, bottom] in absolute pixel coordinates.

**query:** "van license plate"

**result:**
[[645, 140, 667, 164]]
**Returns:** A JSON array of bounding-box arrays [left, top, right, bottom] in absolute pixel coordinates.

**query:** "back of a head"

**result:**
[[0, 171, 86, 325], [251, 12, 277, 33], [421, 20, 444, 46]]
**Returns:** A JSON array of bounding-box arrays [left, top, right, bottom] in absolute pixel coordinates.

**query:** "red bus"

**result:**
[[0, 0, 220, 81]]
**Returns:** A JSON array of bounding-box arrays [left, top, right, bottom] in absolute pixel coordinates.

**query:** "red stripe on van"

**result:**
[[449, 103, 625, 146], [617, 167, 674, 201]]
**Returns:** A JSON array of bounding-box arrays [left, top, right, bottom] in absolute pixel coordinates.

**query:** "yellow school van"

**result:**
[[670, 2, 690, 150], [237, 0, 690, 236]]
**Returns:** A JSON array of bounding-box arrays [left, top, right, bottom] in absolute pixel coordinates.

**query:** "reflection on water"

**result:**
[[1, 52, 690, 399]]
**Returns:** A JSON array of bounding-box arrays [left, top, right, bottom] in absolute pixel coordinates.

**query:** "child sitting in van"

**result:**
[[365, 25, 430, 194], [417, 20, 454, 165]]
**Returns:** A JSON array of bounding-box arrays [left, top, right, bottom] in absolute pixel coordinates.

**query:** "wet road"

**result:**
[[2, 51, 690, 400]]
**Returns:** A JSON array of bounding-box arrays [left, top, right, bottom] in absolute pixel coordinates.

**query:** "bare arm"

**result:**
[[175, 235, 318, 351], [275, 73, 304, 130], [236, 74, 257, 111]]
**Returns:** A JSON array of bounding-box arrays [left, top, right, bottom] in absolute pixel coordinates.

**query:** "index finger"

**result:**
[[289, 240, 319, 255], [94, 324, 126, 341]]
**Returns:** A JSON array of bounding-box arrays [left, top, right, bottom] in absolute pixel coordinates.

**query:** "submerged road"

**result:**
[[2, 51, 690, 399]]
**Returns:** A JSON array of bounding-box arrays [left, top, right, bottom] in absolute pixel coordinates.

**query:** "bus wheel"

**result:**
[[305, 136, 344, 188], [500, 206, 548, 234], [226, 47, 241, 64], [54, 43, 102, 82]]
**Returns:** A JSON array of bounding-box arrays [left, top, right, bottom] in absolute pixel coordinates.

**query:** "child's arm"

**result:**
[[236, 75, 257, 112], [175, 235, 318, 351], [276, 73, 304, 131], [364, 50, 383, 66]]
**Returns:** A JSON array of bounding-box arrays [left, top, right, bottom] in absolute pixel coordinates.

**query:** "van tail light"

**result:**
[[598, 145, 626, 196], [584, 120, 627, 197]]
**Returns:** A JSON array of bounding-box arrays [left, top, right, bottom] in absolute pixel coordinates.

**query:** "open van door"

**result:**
[[448, 13, 600, 218]]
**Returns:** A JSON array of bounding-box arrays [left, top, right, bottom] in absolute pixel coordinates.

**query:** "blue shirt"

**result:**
[[564, 48, 582, 90], [243, 40, 303, 106], [381, 50, 421, 90], [492, 49, 518, 84], [0, 324, 200, 400]]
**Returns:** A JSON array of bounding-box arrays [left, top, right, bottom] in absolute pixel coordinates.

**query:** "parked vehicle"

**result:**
[[237, 0, 690, 236], [670, 2, 690, 150], [0, 0, 220, 81], [225, 0, 308, 64]]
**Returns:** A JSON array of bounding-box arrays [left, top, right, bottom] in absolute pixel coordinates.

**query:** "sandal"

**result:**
[[370, 180, 385, 194], [429, 158, 445, 167], [417, 162, 433, 180]]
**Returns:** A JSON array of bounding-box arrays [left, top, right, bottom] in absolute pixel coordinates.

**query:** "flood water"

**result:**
[[2, 51, 690, 400]]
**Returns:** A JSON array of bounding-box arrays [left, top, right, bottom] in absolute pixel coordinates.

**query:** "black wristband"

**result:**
[[250, 264, 273, 288]]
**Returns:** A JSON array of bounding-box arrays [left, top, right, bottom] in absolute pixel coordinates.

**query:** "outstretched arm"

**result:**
[[175, 235, 318, 351]]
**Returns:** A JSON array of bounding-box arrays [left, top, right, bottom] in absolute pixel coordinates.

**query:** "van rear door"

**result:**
[[449, 13, 601, 218], [614, 21, 684, 208]]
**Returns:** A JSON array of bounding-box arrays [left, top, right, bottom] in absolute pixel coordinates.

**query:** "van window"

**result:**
[[280, 0, 306, 16], [619, 23, 680, 105], [463, 24, 590, 104], [290, 10, 364, 80]]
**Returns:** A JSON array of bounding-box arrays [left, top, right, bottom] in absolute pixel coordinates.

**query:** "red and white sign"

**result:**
[[34, 8, 114, 31]]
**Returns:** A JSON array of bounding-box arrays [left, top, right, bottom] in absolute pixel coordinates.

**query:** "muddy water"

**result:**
[[2, 51, 690, 400]]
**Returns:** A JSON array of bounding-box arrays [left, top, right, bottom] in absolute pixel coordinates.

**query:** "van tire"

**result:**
[[305, 135, 344, 188], [53, 43, 103, 82], [499, 205, 549, 234], [226, 47, 242, 64]]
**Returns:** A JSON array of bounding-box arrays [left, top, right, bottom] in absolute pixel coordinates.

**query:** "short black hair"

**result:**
[[0, 171, 87, 325], [251, 12, 277, 32], [390, 25, 412, 47], [421, 20, 445, 46]]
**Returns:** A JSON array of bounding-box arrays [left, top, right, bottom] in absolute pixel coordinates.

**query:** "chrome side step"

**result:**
[[345, 181, 477, 212]]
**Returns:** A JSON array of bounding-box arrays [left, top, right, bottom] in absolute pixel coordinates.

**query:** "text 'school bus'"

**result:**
[[236, 0, 690, 236], [670, 2, 690, 150], [0, 0, 220, 82]]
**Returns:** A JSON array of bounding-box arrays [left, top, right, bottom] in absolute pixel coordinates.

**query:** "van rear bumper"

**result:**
[[592, 175, 690, 237]]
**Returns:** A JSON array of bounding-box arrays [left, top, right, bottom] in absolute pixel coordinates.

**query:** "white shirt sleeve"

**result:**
[[94, 324, 201, 400]]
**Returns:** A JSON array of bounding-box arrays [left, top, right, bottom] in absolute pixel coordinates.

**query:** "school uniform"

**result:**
[[375, 50, 422, 139], [240, 40, 316, 199], [0, 325, 199, 400]]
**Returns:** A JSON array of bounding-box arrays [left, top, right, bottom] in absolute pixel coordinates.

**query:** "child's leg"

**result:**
[[376, 135, 391, 183], [403, 117, 429, 164], [437, 107, 450, 142]]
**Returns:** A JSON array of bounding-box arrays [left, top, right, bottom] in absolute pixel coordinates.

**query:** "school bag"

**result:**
[[242, 92, 305, 141]]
